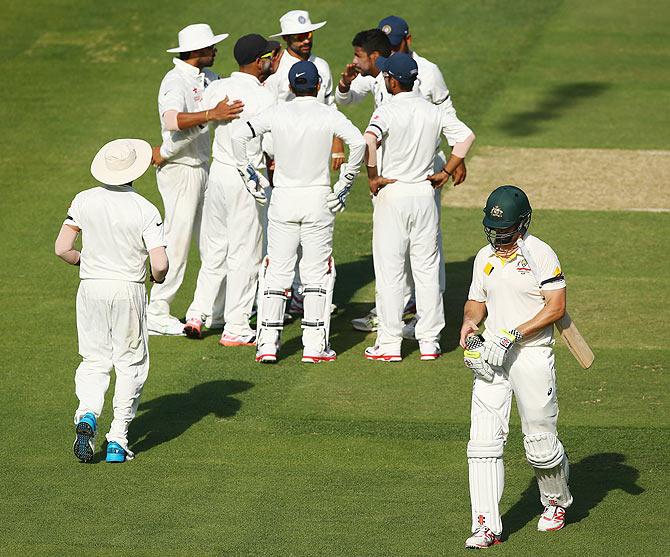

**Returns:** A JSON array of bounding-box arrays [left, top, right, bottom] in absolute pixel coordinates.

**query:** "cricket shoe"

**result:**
[[73, 412, 96, 463], [465, 526, 501, 549], [106, 441, 127, 463], [402, 316, 417, 340], [255, 343, 278, 364], [219, 332, 257, 347], [364, 345, 402, 362], [183, 317, 203, 339], [419, 341, 442, 361], [537, 505, 566, 532], [352, 308, 378, 332], [302, 348, 337, 363], [148, 315, 185, 336]]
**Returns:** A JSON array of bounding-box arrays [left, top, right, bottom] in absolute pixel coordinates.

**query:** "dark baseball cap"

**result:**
[[376, 52, 418, 84], [234, 34, 274, 65], [289, 60, 320, 91], [378, 15, 409, 47]]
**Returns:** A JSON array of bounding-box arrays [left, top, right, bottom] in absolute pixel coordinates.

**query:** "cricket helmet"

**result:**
[[482, 185, 532, 248]]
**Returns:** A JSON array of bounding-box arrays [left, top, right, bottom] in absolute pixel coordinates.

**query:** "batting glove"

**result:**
[[481, 328, 523, 367], [326, 180, 351, 213], [464, 335, 495, 382], [238, 164, 268, 206]]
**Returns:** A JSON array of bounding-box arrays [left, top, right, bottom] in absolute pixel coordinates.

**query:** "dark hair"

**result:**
[[292, 87, 318, 97], [178, 51, 192, 60], [397, 80, 414, 92], [352, 29, 392, 57]]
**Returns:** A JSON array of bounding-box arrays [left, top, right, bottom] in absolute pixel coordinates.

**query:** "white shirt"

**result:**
[[365, 91, 473, 183], [158, 58, 218, 166], [65, 185, 166, 283], [232, 97, 365, 188], [203, 71, 276, 169], [264, 51, 335, 106], [468, 234, 566, 347]]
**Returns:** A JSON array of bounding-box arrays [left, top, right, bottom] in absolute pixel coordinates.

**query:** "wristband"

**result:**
[[331, 152, 345, 159]]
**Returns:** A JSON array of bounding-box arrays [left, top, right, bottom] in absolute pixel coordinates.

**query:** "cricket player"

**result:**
[[147, 24, 244, 335], [363, 53, 474, 361], [460, 185, 572, 548], [55, 139, 168, 463], [232, 61, 366, 363], [183, 34, 277, 345]]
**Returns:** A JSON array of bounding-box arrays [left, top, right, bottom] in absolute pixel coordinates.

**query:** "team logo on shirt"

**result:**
[[490, 205, 503, 218], [516, 257, 532, 274]]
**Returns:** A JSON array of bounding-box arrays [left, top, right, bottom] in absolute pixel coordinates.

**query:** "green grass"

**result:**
[[1, 1, 668, 555]]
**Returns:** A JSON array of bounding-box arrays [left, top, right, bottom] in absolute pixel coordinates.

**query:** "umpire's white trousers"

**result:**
[[263, 186, 334, 349], [373, 181, 444, 350], [74, 279, 149, 453], [187, 161, 263, 335], [148, 162, 208, 320]]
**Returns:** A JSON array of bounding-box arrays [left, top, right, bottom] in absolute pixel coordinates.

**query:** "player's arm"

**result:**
[[429, 107, 476, 188], [335, 70, 370, 105], [148, 246, 169, 284], [515, 287, 566, 338], [55, 224, 81, 266], [460, 300, 487, 348]]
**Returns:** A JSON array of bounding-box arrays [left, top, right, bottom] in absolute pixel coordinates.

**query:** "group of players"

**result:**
[[54, 10, 574, 549]]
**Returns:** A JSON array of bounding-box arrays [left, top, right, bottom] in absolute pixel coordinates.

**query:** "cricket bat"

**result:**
[[516, 238, 595, 369]]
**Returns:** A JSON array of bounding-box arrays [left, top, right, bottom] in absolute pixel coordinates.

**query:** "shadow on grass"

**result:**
[[501, 452, 643, 540], [498, 81, 610, 137], [128, 379, 253, 455]]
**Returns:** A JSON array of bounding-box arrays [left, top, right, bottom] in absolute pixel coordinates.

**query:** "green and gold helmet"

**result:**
[[482, 185, 532, 248]]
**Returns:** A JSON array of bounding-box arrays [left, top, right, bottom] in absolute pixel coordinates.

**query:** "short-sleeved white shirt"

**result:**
[[364, 91, 473, 183], [264, 51, 335, 106], [65, 185, 166, 283], [468, 234, 566, 346], [158, 58, 218, 166], [203, 71, 276, 168]]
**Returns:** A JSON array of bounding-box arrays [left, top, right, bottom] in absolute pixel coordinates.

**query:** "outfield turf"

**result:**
[[1, 1, 668, 555]]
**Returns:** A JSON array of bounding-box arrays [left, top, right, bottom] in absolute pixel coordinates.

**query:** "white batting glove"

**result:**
[[238, 164, 268, 206], [464, 335, 495, 382], [481, 329, 523, 367], [326, 180, 351, 213]]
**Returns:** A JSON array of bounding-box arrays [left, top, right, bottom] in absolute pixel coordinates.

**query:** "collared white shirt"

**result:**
[[233, 97, 365, 188], [158, 58, 218, 166], [365, 90, 473, 183], [65, 185, 166, 283], [203, 71, 276, 168], [468, 234, 566, 347], [264, 51, 335, 106]]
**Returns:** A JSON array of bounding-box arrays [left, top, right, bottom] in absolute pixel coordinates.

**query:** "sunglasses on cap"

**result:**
[[259, 51, 273, 60]]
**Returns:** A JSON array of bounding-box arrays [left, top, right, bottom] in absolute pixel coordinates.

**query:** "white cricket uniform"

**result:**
[[66, 185, 166, 456], [233, 97, 365, 352], [186, 71, 276, 334], [465, 234, 572, 535], [366, 90, 473, 350], [148, 58, 217, 326]]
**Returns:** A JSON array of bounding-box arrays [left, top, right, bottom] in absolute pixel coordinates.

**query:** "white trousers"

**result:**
[[468, 345, 561, 534], [373, 181, 444, 350], [261, 186, 334, 349], [148, 162, 208, 320], [74, 280, 149, 452], [187, 162, 263, 334]]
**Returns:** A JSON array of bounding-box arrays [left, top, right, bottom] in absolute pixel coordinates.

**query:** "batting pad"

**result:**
[[534, 455, 573, 508], [468, 457, 504, 535], [523, 432, 565, 469]]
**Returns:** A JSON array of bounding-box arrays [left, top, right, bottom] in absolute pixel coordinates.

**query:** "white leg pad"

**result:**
[[524, 432, 573, 508], [256, 257, 290, 347], [301, 257, 336, 352], [523, 432, 565, 469]]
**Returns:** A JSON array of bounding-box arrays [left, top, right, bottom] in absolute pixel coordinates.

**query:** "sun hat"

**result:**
[[167, 23, 229, 53], [269, 10, 326, 37], [90, 139, 152, 186]]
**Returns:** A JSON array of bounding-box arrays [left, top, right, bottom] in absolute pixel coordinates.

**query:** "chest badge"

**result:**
[[516, 257, 532, 274]]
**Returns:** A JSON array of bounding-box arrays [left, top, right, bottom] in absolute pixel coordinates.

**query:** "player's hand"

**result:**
[[427, 170, 451, 189], [459, 319, 480, 349], [238, 165, 268, 205], [340, 64, 359, 89], [463, 334, 495, 382], [369, 176, 397, 196], [481, 328, 523, 367], [209, 96, 244, 122], [452, 161, 467, 185], [151, 146, 166, 168], [331, 153, 345, 171], [327, 180, 351, 213]]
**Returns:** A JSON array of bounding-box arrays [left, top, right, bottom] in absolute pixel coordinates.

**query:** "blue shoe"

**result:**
[[73, 412, 96, 463], [106, 441, 126, 463]]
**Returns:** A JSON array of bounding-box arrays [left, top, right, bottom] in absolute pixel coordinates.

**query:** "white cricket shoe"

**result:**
[[364, 345, 401, 362], [148, 315, 185, 336], [402, 316, 417, 340], [537, 505, 566, 532], [255, 343, 278, 364], [419, 341, 441, 361], [465, 526, 500, 549], [184, 317, 203, 339], [302, 348, 337, 363], [352, 308, 378, 332], [219, 332, 256, 347]]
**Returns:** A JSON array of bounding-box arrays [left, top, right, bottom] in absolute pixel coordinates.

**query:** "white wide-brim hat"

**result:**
[[90, 139, 152, 186], [270, 10, 326, 37], [167, 23, 229, 53]]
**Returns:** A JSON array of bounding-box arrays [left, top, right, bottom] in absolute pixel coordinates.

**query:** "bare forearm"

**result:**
[[55, 225, 80, 266], [177, 111, 210, 130], [516, 297, 566, 338], [463, 300, 486, 327]]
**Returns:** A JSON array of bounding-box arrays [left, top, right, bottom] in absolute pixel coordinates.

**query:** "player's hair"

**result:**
[[352, 29, 392, 57], [397, 80, 414, 92], [291, 86, 318, 97]]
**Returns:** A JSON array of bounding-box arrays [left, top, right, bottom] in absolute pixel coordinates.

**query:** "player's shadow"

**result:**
[[498, 81, 610, 137], [127, 379, 253, 455], [501, 452, 643, 540]]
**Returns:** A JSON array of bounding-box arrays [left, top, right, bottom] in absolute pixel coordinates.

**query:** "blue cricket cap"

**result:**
[[376, 52, 418, 84], [378, 15, 409, 47], [289, 60, 320, 91]]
